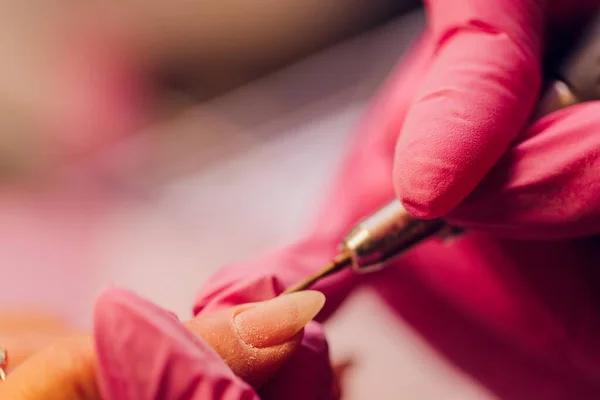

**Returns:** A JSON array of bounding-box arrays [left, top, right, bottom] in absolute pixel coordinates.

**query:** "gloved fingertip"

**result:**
[[259, 321, 337, 400], [193, 273, 285, 316], [94, 287, 234, 400], [300, 319, 330, 354], [393, 160, 457, 219], [392, 0, 543, 218], [94, 287, 181, 328]]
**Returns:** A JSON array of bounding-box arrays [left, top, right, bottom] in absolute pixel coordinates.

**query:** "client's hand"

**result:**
[[0, 311, 74, 368], [0, 288, 325, 399]]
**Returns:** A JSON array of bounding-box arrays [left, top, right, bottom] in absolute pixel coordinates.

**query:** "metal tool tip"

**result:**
[[282, 251, 352, 295]]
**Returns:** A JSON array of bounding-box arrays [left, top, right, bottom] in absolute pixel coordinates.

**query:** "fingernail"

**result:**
[[233, 291, 325, 348]]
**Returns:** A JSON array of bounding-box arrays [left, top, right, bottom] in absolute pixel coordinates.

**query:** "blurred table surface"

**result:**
[[0, 9, 496, 400]]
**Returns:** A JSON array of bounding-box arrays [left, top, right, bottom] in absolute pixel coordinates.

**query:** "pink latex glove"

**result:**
[[195, 1, 600, 399], [392, 0, 600, 239], [94, 289, 259, 400]]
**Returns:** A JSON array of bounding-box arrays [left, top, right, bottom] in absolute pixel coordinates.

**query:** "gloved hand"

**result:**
[[390, 0, 600, 238], [195, 1, 600, 398], [0, 288, 325, 399]]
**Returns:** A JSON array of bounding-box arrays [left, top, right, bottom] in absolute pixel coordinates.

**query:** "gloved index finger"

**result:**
[[393, 0, 544, 219], [94, 289, 258, 400]]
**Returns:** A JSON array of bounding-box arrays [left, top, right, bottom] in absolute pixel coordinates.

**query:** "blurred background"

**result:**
[[0, 3, 495, 398]]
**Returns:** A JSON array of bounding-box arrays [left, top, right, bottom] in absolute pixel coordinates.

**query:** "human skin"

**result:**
[[0, 290, 326, 399], [0, 312, 74, 368]]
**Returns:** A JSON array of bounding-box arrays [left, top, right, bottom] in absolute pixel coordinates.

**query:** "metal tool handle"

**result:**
[[341, 200, 446, 272]]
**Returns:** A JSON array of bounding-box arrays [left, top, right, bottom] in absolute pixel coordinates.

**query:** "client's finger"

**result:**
[[0, 312, 73, 368], [185, 289, 326, 388], [0, 335, 98, 400]]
